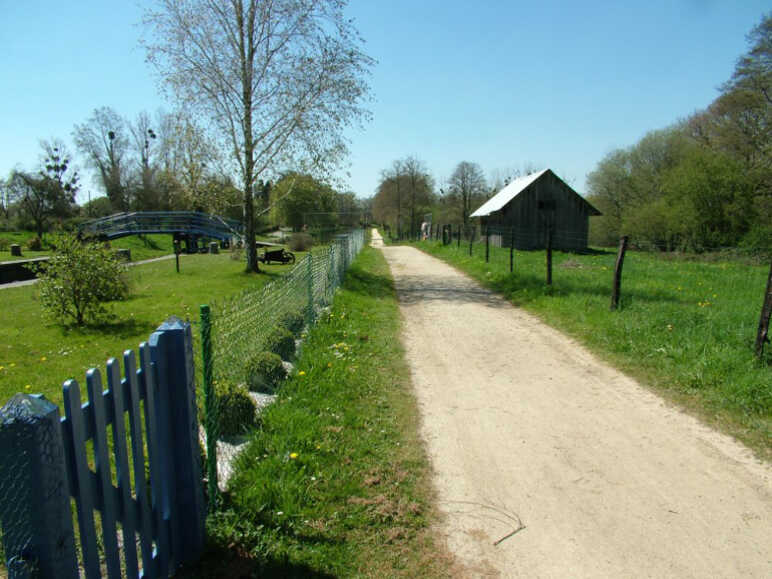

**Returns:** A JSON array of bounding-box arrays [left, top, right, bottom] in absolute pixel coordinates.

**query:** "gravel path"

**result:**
[[376, 231, 771, 578]]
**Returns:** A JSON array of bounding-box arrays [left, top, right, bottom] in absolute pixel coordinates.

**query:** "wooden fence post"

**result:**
[[485, 227, 490, 263], [610, 235, 629, 311], [509, 227, 515, 273], [0, 394, 78, 578], [457, 224, 461, 249], [546, 226, 553, 285], [469, 226, 473, 256], [149, 317, 206, 569], [755, 258, 772, 358]]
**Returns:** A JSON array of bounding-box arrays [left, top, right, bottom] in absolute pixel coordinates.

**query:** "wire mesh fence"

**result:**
[[199, 229, 366, 506]]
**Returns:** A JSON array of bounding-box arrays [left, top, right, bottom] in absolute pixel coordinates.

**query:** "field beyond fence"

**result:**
[[410, 228, 771, 458]]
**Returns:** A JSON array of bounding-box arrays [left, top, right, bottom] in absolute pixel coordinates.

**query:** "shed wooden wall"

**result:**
[[481, 171, 595, 251]]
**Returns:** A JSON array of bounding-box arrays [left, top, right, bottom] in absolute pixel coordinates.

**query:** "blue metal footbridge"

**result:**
[[79, 211, 244, 252]]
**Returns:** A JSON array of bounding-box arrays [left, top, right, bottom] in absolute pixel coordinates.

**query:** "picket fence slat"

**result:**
[[124, 350, 156, 578], [2, 317, 207, 578], [86, 369, 122, 579], [140, 343, 169, 576], [107, 358, 140, 578], [63, 379, 101, 579]]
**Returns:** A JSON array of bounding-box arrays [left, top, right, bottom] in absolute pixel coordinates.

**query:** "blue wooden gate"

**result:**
[[0, 318, 205, 578]]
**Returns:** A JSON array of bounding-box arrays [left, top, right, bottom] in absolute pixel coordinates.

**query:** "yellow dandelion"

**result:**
[[0, 366, 4, 371], [327, 362, 333, 368], [298, 371, 306, 376], [289, 452, 298, 459], [9, 363, 16, 367], [24, 385, 31, 390], [40, 356, 47, 362]]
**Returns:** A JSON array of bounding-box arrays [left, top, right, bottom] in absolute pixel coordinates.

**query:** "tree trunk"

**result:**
[[239, 0, 259, 273]]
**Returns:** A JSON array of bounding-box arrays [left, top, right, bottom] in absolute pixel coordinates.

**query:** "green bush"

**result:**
[[215, 380, 257, 437], [0, 237, 11, 251], [26, 236, 43, 251], [245, 351, 287, 393], [32, 233, 129, 326], [288, 232, 313, 252], [267, 325, 295, 359], [280, 310, 305, 335]]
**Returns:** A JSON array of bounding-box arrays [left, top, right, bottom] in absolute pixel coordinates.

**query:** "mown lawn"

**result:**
[[0, 232, 175, 262], [415, 239, 771, 459], [183, 246, 454, 577], [0, 252, 295, 407]]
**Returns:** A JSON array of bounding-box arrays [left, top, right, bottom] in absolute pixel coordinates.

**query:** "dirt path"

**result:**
[[375, 233, 771, 578]]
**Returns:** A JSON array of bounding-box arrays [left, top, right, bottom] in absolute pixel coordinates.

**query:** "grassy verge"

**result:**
[[183, 246, 453, 578], [415, 240, 771, 459], [0, 252, 296, 407]]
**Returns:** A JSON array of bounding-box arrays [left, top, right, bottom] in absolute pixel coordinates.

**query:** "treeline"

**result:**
[[0, 107, 368, 237], [372, 157, 524, 237], [587, 14, 771, 253]]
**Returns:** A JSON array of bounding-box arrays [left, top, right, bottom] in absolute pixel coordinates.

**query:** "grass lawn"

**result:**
[[0, 232, 176, 262], [415, 240, 771, 459], [182, 246, 454, 577], [0, 252, 298, 408]]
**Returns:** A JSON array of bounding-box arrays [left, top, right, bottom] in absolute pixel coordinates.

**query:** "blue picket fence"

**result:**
[[0, 318, 205, 578]]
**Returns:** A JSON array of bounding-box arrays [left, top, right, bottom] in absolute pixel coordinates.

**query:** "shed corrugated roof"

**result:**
[[470, 169, 549, 218]]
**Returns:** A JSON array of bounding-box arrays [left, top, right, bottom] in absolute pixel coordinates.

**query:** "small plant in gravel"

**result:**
[[280, 310, 305, 335], [215, 380, 257, 437], [245, 351, 287, 393], [267, 325, 295, 359]]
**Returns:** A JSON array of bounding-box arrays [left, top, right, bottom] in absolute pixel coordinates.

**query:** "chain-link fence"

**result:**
[[200, 229, 366, 506]]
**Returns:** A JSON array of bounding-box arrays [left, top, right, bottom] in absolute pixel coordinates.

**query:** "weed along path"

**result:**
[[377, 239, 772, 578]]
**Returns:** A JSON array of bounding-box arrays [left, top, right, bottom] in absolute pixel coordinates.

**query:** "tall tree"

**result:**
[[447, 161, 487, 227], [73, 107, 131, 211], [129, 111, 159, 210], [723, 13, 772, 105], [13, 141, 79, 237], [143, 0, 373, 272]]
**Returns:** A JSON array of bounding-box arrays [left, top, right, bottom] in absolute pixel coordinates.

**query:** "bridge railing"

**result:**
[[80, 212, 244, 241]]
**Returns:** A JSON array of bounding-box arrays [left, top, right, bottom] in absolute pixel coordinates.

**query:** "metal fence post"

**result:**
[[0, 394, 78, 579], [307, 253, 315, 325], [199, 304, 219, 510], [149, 317, 206, 568]]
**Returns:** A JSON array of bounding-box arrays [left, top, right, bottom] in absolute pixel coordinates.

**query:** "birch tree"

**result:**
[[143, 0, 373, 272]]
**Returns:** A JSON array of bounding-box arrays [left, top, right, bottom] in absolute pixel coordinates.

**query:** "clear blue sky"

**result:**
[[1, 0, 768, 203]]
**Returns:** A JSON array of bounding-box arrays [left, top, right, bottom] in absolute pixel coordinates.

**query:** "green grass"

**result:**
[[183, 246, 453, 578], [0, 252, 295, 407], [0, 232, 175, 262], [415, 240, 771, 459]]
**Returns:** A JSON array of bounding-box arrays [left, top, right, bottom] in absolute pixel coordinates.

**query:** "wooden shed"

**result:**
[[470, 169, 601, 251]]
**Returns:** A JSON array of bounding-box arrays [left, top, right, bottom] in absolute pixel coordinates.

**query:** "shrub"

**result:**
[[215, 380, 257, 437], [288, 232, 313, 252], [280, 310, 305, 335], [266, 325, 295, 359], [26, 236, 43, 251], [245, 351, 287, 393], [32, 233, 129, 326], [0, 237, 11, 251]]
